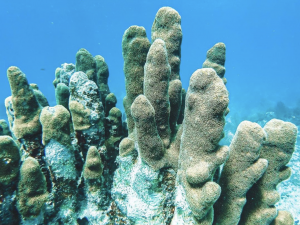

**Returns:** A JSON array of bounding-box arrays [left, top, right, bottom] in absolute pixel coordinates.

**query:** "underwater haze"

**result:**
[[1, 0, 300, 224]]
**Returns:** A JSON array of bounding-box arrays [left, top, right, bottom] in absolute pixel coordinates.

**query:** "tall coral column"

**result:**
[[7, 66, 43, 157], [177, 68, 229, 224]]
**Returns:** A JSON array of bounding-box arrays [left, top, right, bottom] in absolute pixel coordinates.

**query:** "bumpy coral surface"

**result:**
[[0, 6, 298, 225]]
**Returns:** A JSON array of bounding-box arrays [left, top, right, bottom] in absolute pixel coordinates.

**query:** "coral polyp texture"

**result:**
[[177, 68, 230, 224], [0, 6, 298, 225]]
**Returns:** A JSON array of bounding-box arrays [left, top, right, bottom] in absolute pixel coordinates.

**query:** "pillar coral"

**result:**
[[0, 6, 297, 225]]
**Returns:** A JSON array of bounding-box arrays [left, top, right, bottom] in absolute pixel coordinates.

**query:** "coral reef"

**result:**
[[0, 6, 298, 225]]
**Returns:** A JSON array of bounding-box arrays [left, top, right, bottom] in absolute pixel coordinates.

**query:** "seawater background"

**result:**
[[0, 0, 299, 222]]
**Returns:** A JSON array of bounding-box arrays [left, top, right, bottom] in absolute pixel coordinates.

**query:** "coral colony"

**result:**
[[0, 7, 297, 225]]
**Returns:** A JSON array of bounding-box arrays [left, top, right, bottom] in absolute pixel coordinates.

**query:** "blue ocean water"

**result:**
[[1, 0, 300, 120], [1, 0, 300, 222]]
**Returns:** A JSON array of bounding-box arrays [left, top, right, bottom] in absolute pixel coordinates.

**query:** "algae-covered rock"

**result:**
[[69, 71, 104, 131], [69, 71, 105, 158], [69, 71, 104, 132]]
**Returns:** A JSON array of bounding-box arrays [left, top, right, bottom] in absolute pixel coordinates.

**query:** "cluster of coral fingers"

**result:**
[[0, 6, 297, 225]]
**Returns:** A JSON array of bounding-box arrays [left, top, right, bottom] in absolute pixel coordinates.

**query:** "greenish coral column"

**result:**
[[240, 119, 297, 225], [144, 38, 171, 148], [55, 83, 70, 110], [7, 67, 42, 139], [129, 36, 185, 172], [0, 135, 20, 225], [53, 63, 75, 110], [75, 48, 97, 82], [95, 55, 110, 105], [17, 157, 48, 219], [202, 43, 226, 83], [122, 26, 150, 135], [83, 146, 103, 192], [105, 107, 123, 157], [178, 68, 229, 224], [0, 135, 20, 185], [131, 95, 165, 170], [40, 105, 72, 147], [7, 66, 43, 157], [152, 7, 182, 81], [30, 83, 49, 107], [214, 121, 268, 225], [83, 146, 103, 180], [119, 137, 135, 157], [151, 7, 183, 134], [105, 93, 117, 116]]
